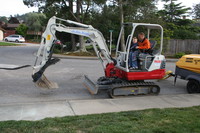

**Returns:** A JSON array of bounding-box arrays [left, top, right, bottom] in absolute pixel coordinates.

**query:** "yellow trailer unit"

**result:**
[[175, 54, 200, 93]]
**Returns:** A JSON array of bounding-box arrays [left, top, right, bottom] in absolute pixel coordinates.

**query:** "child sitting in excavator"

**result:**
[[129, 37, 139, 69]]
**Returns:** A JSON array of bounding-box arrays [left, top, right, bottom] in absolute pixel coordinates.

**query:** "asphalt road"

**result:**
[[0, 45, 187, 105]]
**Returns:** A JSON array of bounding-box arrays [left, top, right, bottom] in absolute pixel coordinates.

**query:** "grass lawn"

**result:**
[[0, 106, 200, 133], [0, 42, 23, 46]]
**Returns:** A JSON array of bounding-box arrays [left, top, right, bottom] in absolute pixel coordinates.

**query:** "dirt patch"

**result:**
[[64, 51, 95, 56]]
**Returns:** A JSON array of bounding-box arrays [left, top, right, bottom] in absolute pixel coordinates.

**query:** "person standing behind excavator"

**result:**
[[136, 32, 150, 51]]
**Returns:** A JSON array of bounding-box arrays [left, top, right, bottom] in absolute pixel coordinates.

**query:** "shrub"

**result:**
[[174, 52, 185, 58]]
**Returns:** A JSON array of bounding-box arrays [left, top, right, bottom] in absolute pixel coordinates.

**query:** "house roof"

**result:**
[[8, 17, 20, 24]]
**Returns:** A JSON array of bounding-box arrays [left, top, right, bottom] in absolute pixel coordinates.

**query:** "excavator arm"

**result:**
[[32, 16, 113, 88]]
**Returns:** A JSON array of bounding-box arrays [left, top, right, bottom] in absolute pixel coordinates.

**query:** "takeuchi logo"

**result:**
[[71, 30, 90, 36]]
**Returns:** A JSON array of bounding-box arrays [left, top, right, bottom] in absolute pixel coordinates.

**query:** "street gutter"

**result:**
[[53, 54, 178, 62]]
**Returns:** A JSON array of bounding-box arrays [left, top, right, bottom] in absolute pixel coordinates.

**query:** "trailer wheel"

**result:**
[[187, 80, 200, 93]]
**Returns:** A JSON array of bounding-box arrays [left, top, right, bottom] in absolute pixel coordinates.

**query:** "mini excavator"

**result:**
[[32, 16, 166, 97]]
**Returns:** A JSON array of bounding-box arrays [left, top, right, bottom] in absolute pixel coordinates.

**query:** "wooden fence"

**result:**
[[164, 39, 200, 55]]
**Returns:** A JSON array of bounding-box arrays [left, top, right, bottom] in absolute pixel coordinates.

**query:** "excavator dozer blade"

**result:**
[[34, 74, 59, 89], [83, 75, 99, 94]]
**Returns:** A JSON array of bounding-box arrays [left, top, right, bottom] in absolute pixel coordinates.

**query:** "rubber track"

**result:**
[[109, 81, 160, 98]]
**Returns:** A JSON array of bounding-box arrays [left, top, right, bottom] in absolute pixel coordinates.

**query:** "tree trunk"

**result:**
[[79, 36, 86, 52], [69, 0, 76, 51], [71, 35, 76, 51], [77, 0, 87, 52], [119, 0, 125, 51]]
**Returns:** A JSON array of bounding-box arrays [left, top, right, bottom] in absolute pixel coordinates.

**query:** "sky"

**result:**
[[0, 0, 199, 17], [0, 0, 38, 17], [157, 0, 200, 10]]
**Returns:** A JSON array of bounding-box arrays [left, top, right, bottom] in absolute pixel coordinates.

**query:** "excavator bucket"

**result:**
[[32, 69, 59, 89], [34, 74, 59, 89], [83, 75, 99, 94], [32, 58, 60, 89]]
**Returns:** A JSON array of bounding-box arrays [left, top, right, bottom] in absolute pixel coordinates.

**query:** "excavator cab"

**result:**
[[115, 23, 165, 72], [85, 23, 166, 97]]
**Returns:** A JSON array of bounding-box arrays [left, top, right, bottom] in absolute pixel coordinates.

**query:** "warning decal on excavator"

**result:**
[[154, 60, 161, 63], [46, 35, 51, 40], [154, 60, 161, 66]]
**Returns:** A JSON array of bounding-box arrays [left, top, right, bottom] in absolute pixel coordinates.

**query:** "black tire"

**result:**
[[150, 85, 160, 95], [5, 39, 8, 42], [187, 80, 200, 93], [15, 40, 19, 43]]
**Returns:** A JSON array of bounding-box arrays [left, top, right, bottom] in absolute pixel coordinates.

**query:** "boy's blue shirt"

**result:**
[[130, 42, 138, 51]]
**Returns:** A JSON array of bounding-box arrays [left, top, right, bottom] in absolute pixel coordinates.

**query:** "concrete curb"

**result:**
[[53, 54, 178, 62], [0, 94, 199, 121], [53, 54, 98, 60], [166, 59, 179, 62]]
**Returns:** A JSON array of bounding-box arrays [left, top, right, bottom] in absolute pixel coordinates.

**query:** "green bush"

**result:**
[[30, 38, 41, 43], [86, 45, 93, 51], [63, 42, 72, 51], [174, 52, 185, 58], [53, 48, 61, 54], [25, 35, 41, 43], [15, 24, 28, 37], [53, 42, 72, 53], [25, 35, 35, 40]]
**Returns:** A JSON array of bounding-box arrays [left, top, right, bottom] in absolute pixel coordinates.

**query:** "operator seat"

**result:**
[[146, 40, 157, 55], [150, 40, 157, 49], [137, 40, 157, 70]]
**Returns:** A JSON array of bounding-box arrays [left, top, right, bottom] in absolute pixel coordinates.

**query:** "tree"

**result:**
[[75, 0, 106, 52], [0, 16, 8, 23], [23, 0, 106, 52], [118, 0, 125, 51], [193, 3, 200, 19], [158, 0, 190, 23], [90, 0, 161, 48], [157, 0, 200, 40], [76, 0, 86, 52], [25, 13, 46, 39], [89, 5, 120, 44], [104, 0, 159, 51], [15, 24, 28, 37]]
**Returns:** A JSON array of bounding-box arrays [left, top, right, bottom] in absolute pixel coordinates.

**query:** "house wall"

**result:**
[[0, 30, 3, 40], [4, 30, 15, 37]]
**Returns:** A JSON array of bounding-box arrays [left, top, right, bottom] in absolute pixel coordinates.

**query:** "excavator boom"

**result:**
[[32, 16, 113, 89]]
